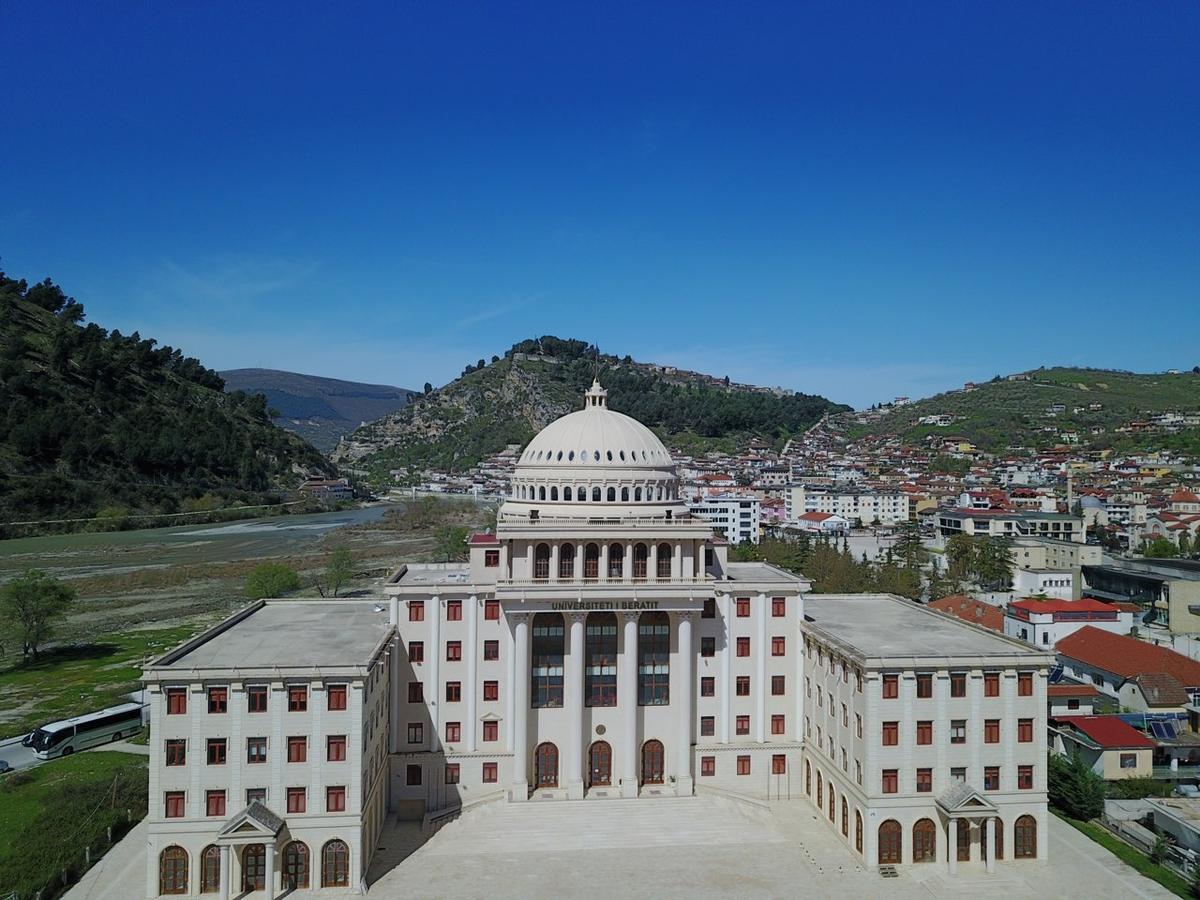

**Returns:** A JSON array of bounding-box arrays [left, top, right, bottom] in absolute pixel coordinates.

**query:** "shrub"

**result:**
[[244, 563, 300, 600]]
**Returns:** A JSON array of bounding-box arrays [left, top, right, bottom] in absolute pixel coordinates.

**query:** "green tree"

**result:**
[[244, 563, 300, 600], [423, 382, 433, 394], [974, 538, 1015, 590], [434, 525, 470, 562], [893, 521, 927, 571], [1141, 537, 1180, 559], [1048, 751, 1106, 820], [945, 534, 976, 580], [324, 547, 354, 598], [0, 569, 77, 659]]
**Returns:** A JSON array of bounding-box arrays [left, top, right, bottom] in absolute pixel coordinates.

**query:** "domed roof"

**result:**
[[517, 381, 673, 470]]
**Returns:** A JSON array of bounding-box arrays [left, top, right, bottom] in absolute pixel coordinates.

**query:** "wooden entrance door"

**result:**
[[535, 742, 559, 788], [242, 844, 266, 891], [588, 741, 612, 787], [641, 739, 664, 785], [878, 820, 901, 864]]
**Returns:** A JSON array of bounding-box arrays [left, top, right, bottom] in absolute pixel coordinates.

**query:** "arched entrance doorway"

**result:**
[[641, 739, 664, 785], [283, 841, 310, 889], [242, 844, 266, 892], [1015, 815, 1037, 858], [878, 820, 902, 865], [588, 741, 612, 787], [535, 742, 559, 788], [159, 846, 188, 895], [912, 819, 937, 862]]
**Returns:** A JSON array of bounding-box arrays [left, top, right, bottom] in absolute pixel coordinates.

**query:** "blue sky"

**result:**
[[2, 2, 1197, 408]]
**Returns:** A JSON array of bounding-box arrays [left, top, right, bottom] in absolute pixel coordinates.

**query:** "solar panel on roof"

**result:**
[[1150, 722, 1173, 740], [1048, 664, 1064, 684], [1161, 721, 1178, 740]]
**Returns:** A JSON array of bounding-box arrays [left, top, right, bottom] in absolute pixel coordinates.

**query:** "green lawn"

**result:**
[[1053, 810, 1194, 898], [0, 625, 200, 739], [0, 751, 148, 898]]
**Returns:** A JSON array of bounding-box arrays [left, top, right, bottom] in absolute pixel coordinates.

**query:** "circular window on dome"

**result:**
[[568, 451, 575, 461], [607, 450, 613, 461], [619, 451, 626, 461], [581, 449, 587, 461], [556, 451, 563, 461], [594, 450, 600, 461]]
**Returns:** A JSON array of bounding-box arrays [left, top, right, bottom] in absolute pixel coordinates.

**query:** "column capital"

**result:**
[[675, 610, 696, 622], [619, 609, 641, 623], [564, 610, 588, 624]]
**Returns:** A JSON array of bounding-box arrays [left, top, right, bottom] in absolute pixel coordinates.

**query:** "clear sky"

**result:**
[[2, 2, 1197, 408]]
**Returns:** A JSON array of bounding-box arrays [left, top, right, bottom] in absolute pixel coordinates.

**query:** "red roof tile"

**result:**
[[468, 533, 500, 545], [1053, 716, 1156, 749], [927, 595, 1004, 632], [1009, 597, 1120, 614], [1047, 684, 1101, 697], [1056, 627, 1200, 687]]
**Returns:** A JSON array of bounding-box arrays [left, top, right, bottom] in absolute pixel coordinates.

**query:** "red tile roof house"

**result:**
[[927, 594, 1004, 632], [1049, 715, 1155, 779], [1046, 684, 1102, 717], [1003, 597, 1135, 650], [1055, 627, 1200, 713]]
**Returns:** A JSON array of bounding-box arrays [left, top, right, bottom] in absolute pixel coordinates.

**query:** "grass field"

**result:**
[[0, 625, 200, 739], [1053, 810, 1194, 898], [0, 750, 148, 898]]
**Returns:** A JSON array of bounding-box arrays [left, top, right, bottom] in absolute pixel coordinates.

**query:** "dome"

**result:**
[[517, 381, 673, 470]]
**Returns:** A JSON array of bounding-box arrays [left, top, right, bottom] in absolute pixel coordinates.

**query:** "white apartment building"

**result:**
[[142, 601, 394, 898], [1003, 598, 1135, 649], [785, 486, 911, 526], [687, 494, 761, 544], [802, 595, 1053, 871]]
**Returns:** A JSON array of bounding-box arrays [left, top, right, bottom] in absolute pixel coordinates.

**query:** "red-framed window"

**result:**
[[207, 687, 228, 714], [772, 754, 786, 775], [205, 790, 226, 816], [326, 786, 346, 812], [408, 641, 424, 663], [882, 674, 899, 699], [482, 721, 498, 742], [287, 736, 307, 763], [984, 766, 1000, 790], [287, 787, 306, 813], [882, 769, 898, 794], [406, 765, 422, 786], [771, 715, 785, 735], [287, 686, 308, 712], [736, 715, 750, 735], [1018, 718, 1033, 742], [407, 682, 423, 703], [771, 636, 785, 656], [166, 688, 187, 715], [882, 722, 898, 746], [736, 597, 750, 617], [482, 762, 498, 783], [484, 550, 499, 568], [165, 739, 186, 766], [736, 637, 750, 657], [327, 685, 347, 710], [445, 763, 461, 784], [916, 768, 932, 793], [701, 756, 716, 776], [483, 680, 499, 701], [916, 673, 932, 698], [1018, 672, 1033, 696], [916, 721, 932, 745], [447, 641, 462, 662], [407, 723, 423, 744], [447, 600, 462, 621], [445, 722, 461, 743], [736, 676, 750, 696], [950, 672, 967, 697], [446, 682, 461, 702], [484, 640, 499, 660], [700, 716, 715, 736], [700, 676, 715, 697], [984, 672, 1000, 697], [165, 791, 185, 818], [485, 600, 500, 620], [206, 738, 227, 765], [1018, 765, 1034, 789], [736, 755, 751, 775], [327, 735, 346, 762], [771, 675, 785, 695], [772, 596, 786, 617], [984, 720, 1000, 743], [248, 685, 268, 713], [409, 601, 424, 622]]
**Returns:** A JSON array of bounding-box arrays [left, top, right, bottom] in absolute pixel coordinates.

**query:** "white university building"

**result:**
[[142, 382, 1052, 897]]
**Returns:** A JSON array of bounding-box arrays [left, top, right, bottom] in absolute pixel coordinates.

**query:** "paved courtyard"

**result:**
[[70, 795, 1176, 899]]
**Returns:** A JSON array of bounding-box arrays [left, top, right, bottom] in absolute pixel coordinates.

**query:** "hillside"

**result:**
[[335, 336, 850, 480], [851, 367, 1200, 454], [0, 271, 331, 528], [220, 368, 415, 452]]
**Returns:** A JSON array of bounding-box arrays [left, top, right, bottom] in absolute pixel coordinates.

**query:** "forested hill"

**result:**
[[335, 336, 850, 479], [0, 271, 330, 526]]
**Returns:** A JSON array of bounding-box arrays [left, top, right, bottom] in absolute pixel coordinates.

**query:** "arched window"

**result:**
[[577, 485, 586, 502], [533, 543, 550, 581], [608, 543, 624, 579], [200, 845, 220, 893], [321, 840, 349, 888], [559, 543, 575, 580], [855, 811, 863, 853], [592, 486, 601, 502], [242, 844, 266, 892], [641, 739, 665, 785], [634, 487, 643, 501], [531, 613, 565, 707], [656, 543, 672, 579], [656, 486, 664, 500], [841, 797, 849, 837], [621, 487, 629, 501], [589, 740, 612, 787], [584, 543, 600, 579], [563, 487, 573, 501], [990, 817, 1004, 860], [585, 612, 617, 706], [535, 742, 559, 788], [159, 846, 188, 895], [638, 611, 670, 705], [1015, 815, 1037, 859], [828, 786, 835, 822], [632, 543, 649, 580], [283, 841, 310, 890], [805, 760, 811, 795], [550, 486, 558, 501], [878, 820, 902, 865], [913, 819, 937, 862], [607, 487, 616, 502], [816, 771, 823, 807]]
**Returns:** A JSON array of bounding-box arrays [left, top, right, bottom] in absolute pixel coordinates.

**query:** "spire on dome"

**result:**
[[584, 379, 608, 409]]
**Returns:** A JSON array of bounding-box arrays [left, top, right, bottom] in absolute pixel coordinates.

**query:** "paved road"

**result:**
[[0, 733, 36, 771]]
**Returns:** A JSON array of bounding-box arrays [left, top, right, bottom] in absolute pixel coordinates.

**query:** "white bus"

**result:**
[[30, 702, 145, 760]]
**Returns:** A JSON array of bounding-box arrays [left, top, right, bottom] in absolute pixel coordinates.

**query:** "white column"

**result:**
[[218, 844, 230, 900], [264, 842, 276, 900], [719, 594, 732, 743], [624, 542, 633, 583], [650, 543, 659, 581], [676, 612, 694, 796], [466, 594, 479, 752], [550, 544, 560, 582], [620, 611, 640, 798], [985, 817, 996, 874], [511, 614, 530, 800], [673, 542, 683, 579], [755, 592, 767, 743], [601, 543, 610, 581], [567, 613, 586, 798], [429, 595, 441, 752], [389, 598, 401, 751], [505, 610, 516, 752], [576, 542, 585, 582], [948, 820, 959, 875]]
